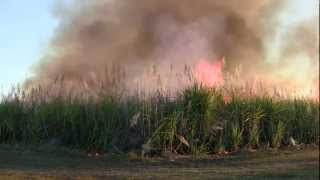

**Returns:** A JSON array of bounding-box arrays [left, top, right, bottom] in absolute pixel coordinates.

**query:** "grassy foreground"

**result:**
[[0, 84, 319, 179], [0, 84, 319, 155], [0, 145, 318, 179]]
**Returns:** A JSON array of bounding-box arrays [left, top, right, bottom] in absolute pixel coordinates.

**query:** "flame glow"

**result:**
[[195, 58, 225, 87]]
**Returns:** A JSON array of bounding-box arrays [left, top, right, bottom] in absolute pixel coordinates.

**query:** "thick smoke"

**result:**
[[27, 0, 319, 96]]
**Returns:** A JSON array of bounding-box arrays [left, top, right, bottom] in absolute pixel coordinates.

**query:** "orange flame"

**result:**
[[195, 57, 225, 87]]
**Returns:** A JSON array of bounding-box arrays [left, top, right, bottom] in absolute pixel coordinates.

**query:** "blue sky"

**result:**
[[0, 0, 59, 95]]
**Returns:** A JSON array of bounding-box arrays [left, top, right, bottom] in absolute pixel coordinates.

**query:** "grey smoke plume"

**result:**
[[27, 0, 319, 95]]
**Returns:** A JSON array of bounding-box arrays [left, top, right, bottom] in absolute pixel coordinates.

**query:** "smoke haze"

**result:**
[[26, 0, 319, 97]]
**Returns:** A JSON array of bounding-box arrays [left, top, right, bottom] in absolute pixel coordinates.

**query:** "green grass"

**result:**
[[0, 84, 319, 155]]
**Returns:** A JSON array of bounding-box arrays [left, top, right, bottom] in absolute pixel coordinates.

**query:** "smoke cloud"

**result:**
[[26, 0, 319, 97]]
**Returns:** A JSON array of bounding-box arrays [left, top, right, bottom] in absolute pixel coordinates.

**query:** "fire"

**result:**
[[195, 57, 225, 87]]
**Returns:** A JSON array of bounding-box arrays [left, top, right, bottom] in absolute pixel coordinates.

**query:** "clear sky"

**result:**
[[0, 0, 58, 95]]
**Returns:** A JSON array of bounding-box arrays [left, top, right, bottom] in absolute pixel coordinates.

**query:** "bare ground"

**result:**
[[0, 145, 318, 179]]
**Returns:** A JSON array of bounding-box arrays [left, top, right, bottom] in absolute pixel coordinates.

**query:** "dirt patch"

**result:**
[[0, 145, 318, 179]]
